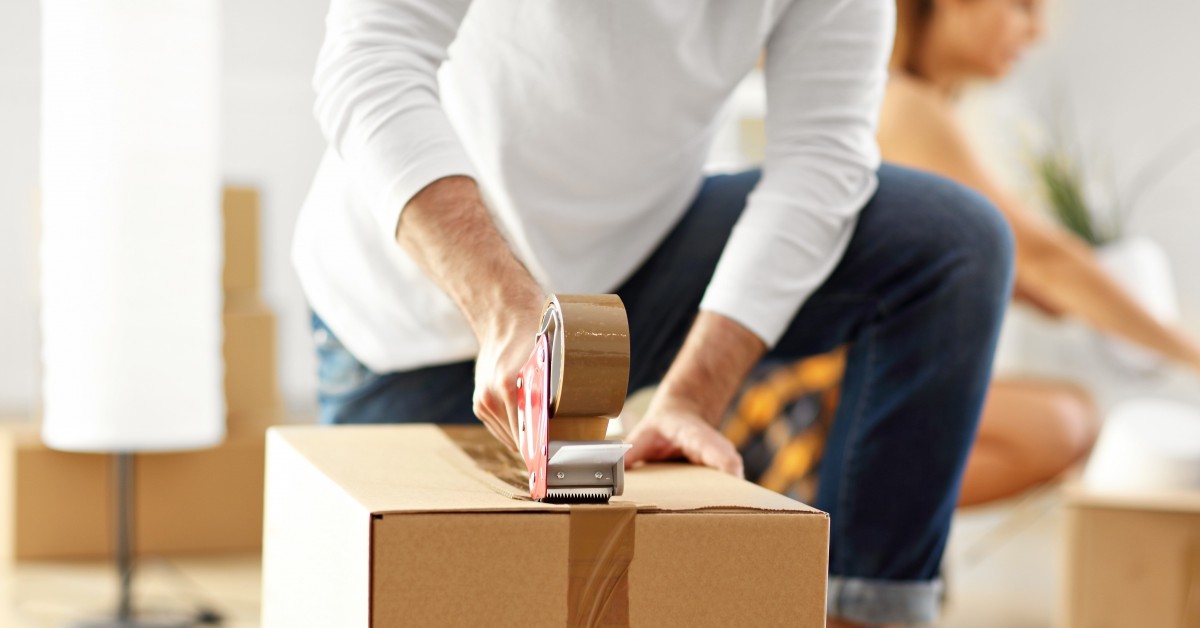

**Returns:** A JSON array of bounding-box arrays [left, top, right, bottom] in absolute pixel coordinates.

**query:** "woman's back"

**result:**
[[877, 74, 974, 183]]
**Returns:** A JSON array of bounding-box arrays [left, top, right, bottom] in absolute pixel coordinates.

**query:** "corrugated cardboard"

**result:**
[[134, 419, 272, 554], [4, 423, 110, 558], [1062, 484, 1200, 628], [1, 415, 276, 559], [0, 427, 19, 568], [2, 184, 284, 559], [224, 296, 281, 418], [262, 425, 830, 627], [222, 186, 261, 295]]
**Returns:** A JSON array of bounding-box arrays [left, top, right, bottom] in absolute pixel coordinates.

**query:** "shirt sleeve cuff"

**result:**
[[698, 181, 871, 347], [373, 144, 479, 237], [699, 283, 796, 348]]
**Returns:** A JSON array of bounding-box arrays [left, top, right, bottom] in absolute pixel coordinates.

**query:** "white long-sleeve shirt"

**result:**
[[293, 0, 894, 373]]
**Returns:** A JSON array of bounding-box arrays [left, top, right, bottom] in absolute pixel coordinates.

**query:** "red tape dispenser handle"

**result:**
[[517, 333, 550, 501]]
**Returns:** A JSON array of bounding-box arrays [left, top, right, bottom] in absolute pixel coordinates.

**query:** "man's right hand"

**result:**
[[471, 299, 544, 450], [395, 176, 545, 449]]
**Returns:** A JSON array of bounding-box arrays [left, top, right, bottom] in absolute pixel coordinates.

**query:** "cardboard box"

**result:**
[[3, 423, 109, 559], [262, 425, 829, 627], [134, 420, 272, 554], [222, 186, 261, 295], [1, 184, 284, 559], [224, 297, 281, 418], [221, 183, 281, 418], [2, 416, 275, 560], [1062, 484, 1200, 628]]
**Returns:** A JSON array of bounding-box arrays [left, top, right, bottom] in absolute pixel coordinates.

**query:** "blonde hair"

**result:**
[[891, 0, 935, 74]]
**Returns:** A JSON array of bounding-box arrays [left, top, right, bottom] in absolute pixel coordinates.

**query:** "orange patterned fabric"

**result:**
[[721, 349, 845, 501]]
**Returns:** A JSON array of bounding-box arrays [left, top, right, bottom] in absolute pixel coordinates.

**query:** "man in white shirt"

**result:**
[[294, 1, 1014, 625]]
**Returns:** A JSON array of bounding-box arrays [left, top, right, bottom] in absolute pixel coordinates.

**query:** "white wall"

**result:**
[[0, 0, 43, 417], [220, 0, 327, 417], [0, 0, 329, 417], [950, 0, 1200, 408], [3, 0, 1199, 417], [968, 0, 1200, 331]]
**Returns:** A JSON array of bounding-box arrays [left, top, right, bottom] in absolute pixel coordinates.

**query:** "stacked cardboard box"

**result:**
[[1062, 484, 1200, 627], [1, 186, 284, 559]]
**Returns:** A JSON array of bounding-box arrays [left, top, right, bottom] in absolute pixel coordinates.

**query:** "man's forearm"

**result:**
[[659, 311, 768, 426], [396, 176, 543, 337]]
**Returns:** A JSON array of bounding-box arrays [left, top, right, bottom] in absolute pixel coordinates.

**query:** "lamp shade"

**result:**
[[40, 0, 223, 452]]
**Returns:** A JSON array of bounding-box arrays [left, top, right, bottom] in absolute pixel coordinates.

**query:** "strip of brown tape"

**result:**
[[439, 427, 636, 626], [568, 503, 636, 628], [440, 425, 531, 496]]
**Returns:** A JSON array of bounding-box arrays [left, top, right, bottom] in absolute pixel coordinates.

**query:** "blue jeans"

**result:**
[[311, 163, 1014, 625]]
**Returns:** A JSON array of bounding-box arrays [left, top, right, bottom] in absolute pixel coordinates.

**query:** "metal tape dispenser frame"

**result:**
[[516, 294, 631, 502]]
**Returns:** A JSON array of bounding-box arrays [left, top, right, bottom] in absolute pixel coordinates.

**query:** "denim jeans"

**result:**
[[311, 163, 1014, 625]]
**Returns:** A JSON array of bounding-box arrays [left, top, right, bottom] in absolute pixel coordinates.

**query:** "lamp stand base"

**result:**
[[70, 615, 194, 628], [70, 455, 200, 628]]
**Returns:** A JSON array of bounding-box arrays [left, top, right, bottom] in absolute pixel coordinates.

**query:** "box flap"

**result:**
[[1063, 481, 1200, 513], [268, 425, 822, 516]]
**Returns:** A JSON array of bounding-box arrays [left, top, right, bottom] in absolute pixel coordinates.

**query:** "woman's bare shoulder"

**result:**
[[880, 73, 975, 169]]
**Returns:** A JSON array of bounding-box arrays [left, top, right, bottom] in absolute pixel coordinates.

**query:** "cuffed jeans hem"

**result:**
[[827, 576, 944, 626]]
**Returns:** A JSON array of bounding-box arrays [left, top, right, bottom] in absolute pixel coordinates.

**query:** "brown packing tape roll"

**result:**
[[544, 295, 630, 420], [568, 503, 636, 628], [548, 417, 611, 442]]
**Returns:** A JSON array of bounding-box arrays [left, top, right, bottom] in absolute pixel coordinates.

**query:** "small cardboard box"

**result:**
[[224, 296, 281, 417], [1, 415, 276, 560], [262, 425, 829, 627], [133, 419, 273, 554], [1, 423, 109, 559], [222, 186, 261, 295], [1062, 484, 1200, 628]]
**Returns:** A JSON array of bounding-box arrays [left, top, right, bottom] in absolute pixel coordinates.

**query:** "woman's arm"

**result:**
[[881, 82, 1200, 373]]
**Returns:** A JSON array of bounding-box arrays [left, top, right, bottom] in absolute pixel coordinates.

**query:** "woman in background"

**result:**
[[882, 0, 1200, 506]]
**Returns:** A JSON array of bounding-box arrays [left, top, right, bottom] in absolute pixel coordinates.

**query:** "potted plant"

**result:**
[[1031, 120, 1200, 373]]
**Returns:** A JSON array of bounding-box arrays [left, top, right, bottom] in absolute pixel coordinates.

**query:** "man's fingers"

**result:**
[[495, 407, 517, 450], [474, 392, 516, 450], [480, 414, 509, 448], [695, 445, 742, 478], [678, 421, 744, 479], [622, 426, 650, 468], [623, 414, 742, 476], [623, 423, 662, 469], [485, 413, 513, 449], [502, 404, 520, 452], [502, 384, 522, 452], [702, 431, 744, 478]]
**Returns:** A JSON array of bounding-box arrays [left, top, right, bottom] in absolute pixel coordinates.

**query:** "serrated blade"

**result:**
[[543, 487, 614, 503]]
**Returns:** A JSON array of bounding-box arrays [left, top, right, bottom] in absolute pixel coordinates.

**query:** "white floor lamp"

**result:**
[[40, 1, 223, 625]]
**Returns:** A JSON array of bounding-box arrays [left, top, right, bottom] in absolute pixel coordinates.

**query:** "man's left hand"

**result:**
[[622, 311, 766, 478], [624, 392, 745, 478]]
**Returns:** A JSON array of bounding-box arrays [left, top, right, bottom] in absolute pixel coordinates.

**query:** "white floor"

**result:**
[[3, 555, 263, 628], [936, 485, 1065, 627]]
